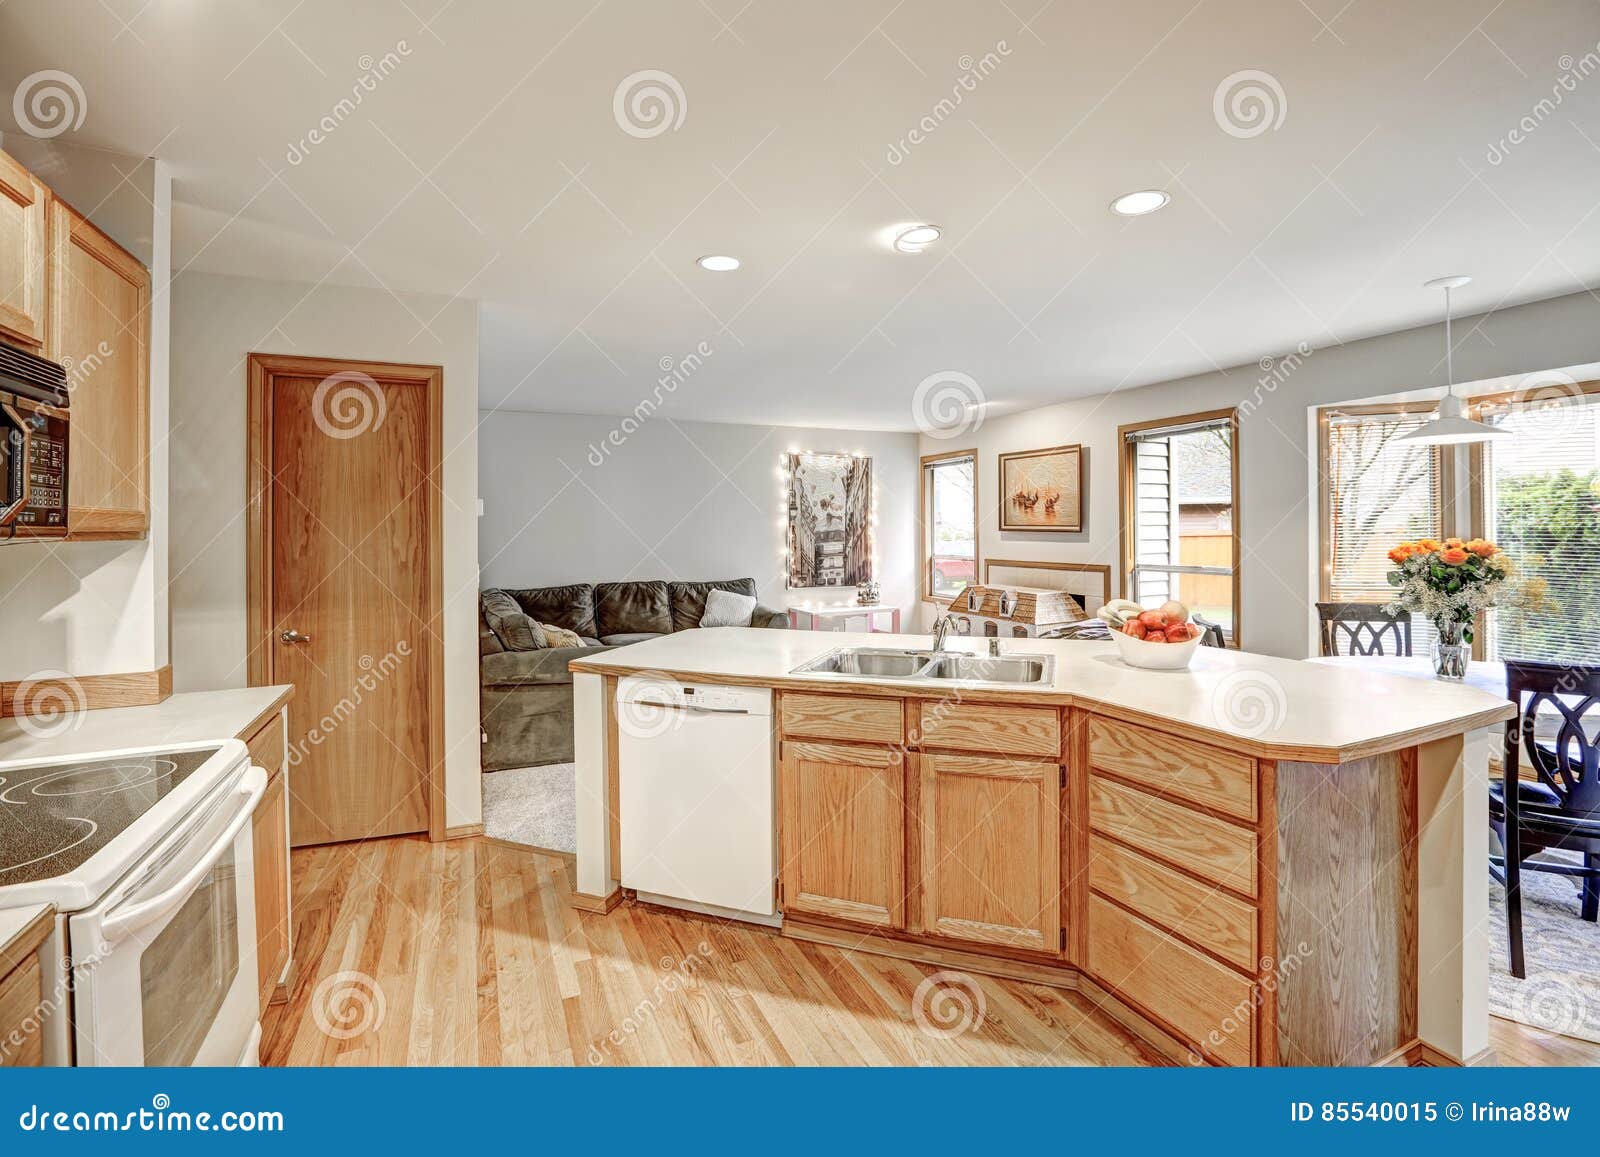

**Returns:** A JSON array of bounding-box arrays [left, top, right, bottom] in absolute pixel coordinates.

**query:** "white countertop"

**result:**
[[0, 685, 294, 765], [570, 628, 1514, 762], [0, 903, 50, 953]]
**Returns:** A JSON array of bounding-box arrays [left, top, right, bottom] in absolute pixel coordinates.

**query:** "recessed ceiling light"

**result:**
[[697, 254, 740, 272], [1109, 189, 1170, 217], [893, 224, 942, 253]]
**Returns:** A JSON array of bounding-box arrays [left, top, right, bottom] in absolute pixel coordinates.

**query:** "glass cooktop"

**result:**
[[0, 748, 221, 886]]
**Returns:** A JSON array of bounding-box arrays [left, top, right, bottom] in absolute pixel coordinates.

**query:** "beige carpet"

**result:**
[[1489, 848, 1600, 1043], [481, 762, 576, 854]]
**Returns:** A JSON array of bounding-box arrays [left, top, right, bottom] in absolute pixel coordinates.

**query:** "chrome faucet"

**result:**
[[931, 615, 956, 652]]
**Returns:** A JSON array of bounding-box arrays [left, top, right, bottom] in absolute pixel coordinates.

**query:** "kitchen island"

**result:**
[[569, 628, 1513, 1067]]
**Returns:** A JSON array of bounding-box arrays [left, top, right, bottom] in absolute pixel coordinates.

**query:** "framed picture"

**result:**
[[785, 451, 873, 588], [998, 444, 1083, 532]]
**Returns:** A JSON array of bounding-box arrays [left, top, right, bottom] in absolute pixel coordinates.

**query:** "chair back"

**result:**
[[1192, 613, 1226, 648], [1504, 660, 1600, 816], [1316, 602, 1412, 657]]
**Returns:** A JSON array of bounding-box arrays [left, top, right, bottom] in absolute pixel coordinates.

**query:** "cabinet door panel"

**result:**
[[779, 740, 904, 929], [251, 769, 291, 1011], [920, 752, 1061, 952], [48, 200, 150, 537], [0, 149, 47, 346]]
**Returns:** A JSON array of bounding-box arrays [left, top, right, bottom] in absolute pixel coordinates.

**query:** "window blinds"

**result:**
[[1324, 410, 1443, 604]]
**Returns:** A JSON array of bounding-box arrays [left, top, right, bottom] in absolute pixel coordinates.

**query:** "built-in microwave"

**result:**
[[0, 340, 69, 540]]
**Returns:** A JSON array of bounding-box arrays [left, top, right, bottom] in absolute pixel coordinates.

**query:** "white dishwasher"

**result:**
[[617, 676, 778, 924]]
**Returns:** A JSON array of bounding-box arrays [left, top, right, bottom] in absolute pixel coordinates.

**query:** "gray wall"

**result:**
[[919, 289, 1600, 659], [478, 410, 920, 622]]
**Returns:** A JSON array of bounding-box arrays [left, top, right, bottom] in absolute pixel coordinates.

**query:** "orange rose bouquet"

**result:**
[[1385, 537, 1512, 678]]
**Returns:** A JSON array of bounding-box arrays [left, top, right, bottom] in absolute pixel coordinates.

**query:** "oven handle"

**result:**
[[100, 765, 268, 944]]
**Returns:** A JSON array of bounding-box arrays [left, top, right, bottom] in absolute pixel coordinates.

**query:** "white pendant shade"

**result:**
[[1398, 391, 1508, 445], [1398, 274, 1509, 446]]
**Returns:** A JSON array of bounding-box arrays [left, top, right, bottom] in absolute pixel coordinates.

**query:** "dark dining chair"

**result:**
[[1315, 601, 1413, 657], [1490, 659, 1600, 978], [1192, 613, 1226, 648]]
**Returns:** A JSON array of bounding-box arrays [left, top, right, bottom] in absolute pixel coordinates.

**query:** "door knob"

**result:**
[[280, 629, 312, 645]]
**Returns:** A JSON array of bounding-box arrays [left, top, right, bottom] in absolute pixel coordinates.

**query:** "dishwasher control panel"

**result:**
[[617, 676, 772, 717]]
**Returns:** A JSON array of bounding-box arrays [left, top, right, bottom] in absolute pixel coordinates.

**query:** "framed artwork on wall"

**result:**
[[998, 444, 1084, 532], [784, 451, 873, 588]]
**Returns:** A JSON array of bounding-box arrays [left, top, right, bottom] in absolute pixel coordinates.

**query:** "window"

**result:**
[[1319, 405, 1448, 655], [922, 450, 977, 601], [1475, 384, 1600, 664], [1119, 410, 1239, 643]]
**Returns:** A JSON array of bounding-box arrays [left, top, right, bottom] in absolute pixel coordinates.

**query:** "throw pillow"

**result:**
[[482, 590, 546, 651], [539, 621, 585, 648], [700, 589, 757, 627]]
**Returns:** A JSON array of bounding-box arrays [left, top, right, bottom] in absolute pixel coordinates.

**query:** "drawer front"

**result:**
[[1088, 896, 1253, 1065], [1088, 775, 1257, 897], [782, 693, 903, 745], [242, 710, 287, 780], [1088, 836, 1257, 972], [1087, 717, 1256, 822], [916, 702, 1059, 757], [0, 956, 44, 1067]]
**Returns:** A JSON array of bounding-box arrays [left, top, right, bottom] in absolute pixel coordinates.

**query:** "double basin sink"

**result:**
[[791, 646, 1054, 686]]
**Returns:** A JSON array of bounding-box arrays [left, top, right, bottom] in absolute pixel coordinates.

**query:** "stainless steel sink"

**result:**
[[923, 654, 1053, 684], [791, 647, 1054, 686], [792, 647, 935, 677]]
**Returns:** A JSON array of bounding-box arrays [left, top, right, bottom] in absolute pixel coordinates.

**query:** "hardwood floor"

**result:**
[[261, 834, 1599, 1067]]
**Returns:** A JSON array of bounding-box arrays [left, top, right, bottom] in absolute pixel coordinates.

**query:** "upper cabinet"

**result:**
[[0, 149, 49, 348], [46, 199, 151, 538]]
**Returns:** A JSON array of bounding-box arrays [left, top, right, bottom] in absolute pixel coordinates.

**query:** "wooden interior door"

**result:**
[[250, 355, 441, 846]]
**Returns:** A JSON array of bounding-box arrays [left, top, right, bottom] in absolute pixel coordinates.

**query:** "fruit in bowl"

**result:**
[[1109, 600, 1205, 670]]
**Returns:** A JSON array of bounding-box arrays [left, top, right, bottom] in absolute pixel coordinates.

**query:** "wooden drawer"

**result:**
[[0, 956, 44, 1067], [1088, 835, 1257, 972], [1088, 895, 1253, 1065], [242, 711, 286, 780], [1087, 717, 1256, 822], [1088, 775, 1257, 897], [781, 693, 903, 745], [916, 702, 1059, 757]]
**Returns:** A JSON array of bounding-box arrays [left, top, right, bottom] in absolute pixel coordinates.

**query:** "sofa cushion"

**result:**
[[503, 584, 597, 639], [599, 631, 666, 647], [481, 589, 546, 651], [701, 589, 757, 627], [595, 580, 672, 637], [481, 646, 597, 687], [667, 578, 758, 632]]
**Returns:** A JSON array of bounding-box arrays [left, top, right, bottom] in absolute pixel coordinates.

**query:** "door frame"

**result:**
[[245, 352, 446, 842]]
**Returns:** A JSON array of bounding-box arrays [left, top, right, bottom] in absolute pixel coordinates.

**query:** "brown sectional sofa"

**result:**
[[479, 578, 786, 770]]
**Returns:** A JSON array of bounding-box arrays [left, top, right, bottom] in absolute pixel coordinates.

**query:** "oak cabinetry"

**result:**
[[242, 709, 292, 1013], [0, 955, 44, 1067], [781, 692, 902, 745], [0, 149, 48, 347], [918, 752, 1060, 952], [916, 701, 1058, 757], [1087, 774, 1257, 895], [47, 198, 150, 538], [1087, 717, 1256, 822], [778, 739, 905, 929]]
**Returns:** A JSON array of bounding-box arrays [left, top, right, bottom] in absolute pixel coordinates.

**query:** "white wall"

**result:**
[[0, 140, 169, 683], [478, 410, 920, 622], [921, 290, 1600, 659], [169, 271, 481, 828]]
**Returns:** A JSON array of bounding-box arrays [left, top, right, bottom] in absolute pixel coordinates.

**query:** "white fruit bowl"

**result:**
[[1111, 629, 1204, 671]]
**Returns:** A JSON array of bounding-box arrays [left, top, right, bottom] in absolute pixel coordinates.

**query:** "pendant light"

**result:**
[[1399, 275, 1509, 445]]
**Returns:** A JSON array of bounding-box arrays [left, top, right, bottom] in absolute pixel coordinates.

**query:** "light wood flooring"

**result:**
[[260, 834, 1598, 1067]]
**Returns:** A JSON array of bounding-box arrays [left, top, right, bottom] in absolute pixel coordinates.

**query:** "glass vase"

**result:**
[[1432, 618, 1470, 681]]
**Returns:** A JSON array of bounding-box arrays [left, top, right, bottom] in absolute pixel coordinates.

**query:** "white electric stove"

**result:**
[[0, 739, 265, 1066]]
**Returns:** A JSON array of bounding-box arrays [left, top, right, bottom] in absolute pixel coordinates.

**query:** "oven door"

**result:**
[[67, 764, 266, 1067]]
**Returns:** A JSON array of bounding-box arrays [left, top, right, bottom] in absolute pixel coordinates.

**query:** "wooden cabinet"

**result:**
[[47, 199, 150, 538], [243, 710, 292, 1013], [918, 752, 1061, 952], [779, 739, 905, 929], [0, 906, 54, 1068], [0, 149, 48, 347]]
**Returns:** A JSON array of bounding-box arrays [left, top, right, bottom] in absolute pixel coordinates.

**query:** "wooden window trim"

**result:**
[[1116, 407, 1241, 648], [921, 448, 978, 604]]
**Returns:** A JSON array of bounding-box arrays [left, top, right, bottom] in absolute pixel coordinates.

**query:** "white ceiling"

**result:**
[[4, 0, 1598, 430]]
